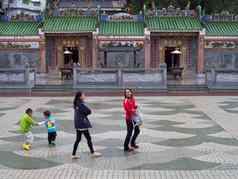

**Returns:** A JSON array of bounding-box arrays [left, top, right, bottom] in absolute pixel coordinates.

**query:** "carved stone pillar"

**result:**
[[92, 31, 98, 69], [159, 47, 165, 64], [197, 31, 205, 73], [80, 47, 85, 68], [144, 39, 151, 70], [57, 40, 63, 68], [181, 47, 187, 71], [144, 28, 151, 70], [39, 39, 46, 73]]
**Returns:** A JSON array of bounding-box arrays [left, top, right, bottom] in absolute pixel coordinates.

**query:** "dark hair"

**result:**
[[73, 91, 83, 108], [43, 110, 51, 117], [25, 108, 33, 114], [124, 88, 134, 99]]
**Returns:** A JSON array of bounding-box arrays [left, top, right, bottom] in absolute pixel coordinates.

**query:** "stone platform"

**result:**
[[0, 96, 238, 178]]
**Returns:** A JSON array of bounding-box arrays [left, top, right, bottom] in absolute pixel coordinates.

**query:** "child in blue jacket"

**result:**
[[43, 110, 57, 146]]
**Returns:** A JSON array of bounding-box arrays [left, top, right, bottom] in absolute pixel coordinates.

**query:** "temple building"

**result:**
[[0, 2, 238, 86]]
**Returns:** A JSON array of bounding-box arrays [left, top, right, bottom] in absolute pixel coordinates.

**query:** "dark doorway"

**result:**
[[63, 47, 79, 65], [71, 47, 79, 64], [165, 47, 180, 72], [165, 47, 175, 72]]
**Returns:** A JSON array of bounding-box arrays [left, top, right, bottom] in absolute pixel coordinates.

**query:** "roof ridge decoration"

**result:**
[[100, 13, 144, 23], [145, 4, 197, 18], [202, 11, 238, 22]]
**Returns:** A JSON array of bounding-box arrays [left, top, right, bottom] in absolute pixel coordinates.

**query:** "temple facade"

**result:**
[[0, 4, 238, 85]]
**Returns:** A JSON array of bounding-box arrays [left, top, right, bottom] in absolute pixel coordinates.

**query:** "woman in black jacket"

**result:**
[[72, 91, 102, 159]]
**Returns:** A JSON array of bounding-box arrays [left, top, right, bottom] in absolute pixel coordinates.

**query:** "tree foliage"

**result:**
[[128, 0, 238, 14]]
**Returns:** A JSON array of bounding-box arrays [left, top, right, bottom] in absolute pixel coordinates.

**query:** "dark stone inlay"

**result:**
[[0, 151, 61, 169], [128, 157, 220, 170], [156, 135, 238, 147], [219, 99, 238, 114], [153, 125, 224, 135]]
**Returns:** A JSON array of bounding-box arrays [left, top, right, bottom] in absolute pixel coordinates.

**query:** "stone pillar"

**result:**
[[144, 28, 151, 70], [197, 30, 205, 73], [92, 31, 98, 70], [39, 39, 46, 73], [159, 47, 165, 64], [80, 47, 85, 68], [25, 63, 30, 87], [57, 42, 63, 69], [181, 47, 187, 71]]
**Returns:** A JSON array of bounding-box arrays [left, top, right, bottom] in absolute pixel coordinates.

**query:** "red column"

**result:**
[[40, 40, 46, 73], [144, 29, 151, 70], [197, 31, 205, 73], [92, 32, 98, 70]]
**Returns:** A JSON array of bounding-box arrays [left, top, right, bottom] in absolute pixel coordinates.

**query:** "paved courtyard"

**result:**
[[1, 96, 238, 178]]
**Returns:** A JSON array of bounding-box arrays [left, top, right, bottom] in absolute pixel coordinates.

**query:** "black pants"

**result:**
[[124, 120, 140, 150], [48, 132, 57, 144], [72, 130, 94, 155]]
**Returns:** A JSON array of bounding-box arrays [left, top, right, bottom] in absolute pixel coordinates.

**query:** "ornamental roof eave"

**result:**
[[149, 29, 202, 33], [44, 30, 95, 34], [97, 35, 145, 41], [0, 36, 41, 42], [205, 36, 238, 40], [205, 33, 238, 37]]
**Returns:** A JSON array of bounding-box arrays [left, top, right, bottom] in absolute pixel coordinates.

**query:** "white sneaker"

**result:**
[[91, 152, 102, 158], [71, 155, 80, 159]]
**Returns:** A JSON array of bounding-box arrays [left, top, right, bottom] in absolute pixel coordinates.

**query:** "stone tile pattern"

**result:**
[[0, 97, 238, 178]]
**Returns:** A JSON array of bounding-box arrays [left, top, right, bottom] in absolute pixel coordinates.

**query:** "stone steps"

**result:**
[[168, 84, 208, 92]]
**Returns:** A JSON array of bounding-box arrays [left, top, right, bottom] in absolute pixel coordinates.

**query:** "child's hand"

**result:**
[[38, 121, 45, 126]]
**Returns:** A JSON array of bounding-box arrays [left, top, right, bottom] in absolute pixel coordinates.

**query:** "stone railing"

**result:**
[[0, 64, 36, 89], [203, 14, 238, 22], [73, 64, 167, 90], [206, 68, 238, 90], [146, 5, 196, 17]]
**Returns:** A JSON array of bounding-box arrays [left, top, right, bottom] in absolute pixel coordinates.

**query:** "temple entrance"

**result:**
[[63, 47, 79, 65], [165, 47, 180, 72], [165, 47, 175, 72]]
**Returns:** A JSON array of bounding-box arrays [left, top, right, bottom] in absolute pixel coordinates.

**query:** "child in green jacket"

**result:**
[[19, 108, 38, 151]]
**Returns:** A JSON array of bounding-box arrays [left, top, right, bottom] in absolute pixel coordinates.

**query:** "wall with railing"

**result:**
[[0, 64, 35, 89], [73, 64, 167, 90], [206, 68, 238, 90]]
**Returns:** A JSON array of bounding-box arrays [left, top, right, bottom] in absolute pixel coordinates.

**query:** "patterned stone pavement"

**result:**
[[0, 96, 238, 179]]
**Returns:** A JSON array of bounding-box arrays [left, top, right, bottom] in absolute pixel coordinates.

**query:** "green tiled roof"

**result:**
[[204, 22, 238, 36], [99, 21, 144, 36], [0, 22, 40, 36], [145, 16, 202, 32], [44, 16, 97, 33]]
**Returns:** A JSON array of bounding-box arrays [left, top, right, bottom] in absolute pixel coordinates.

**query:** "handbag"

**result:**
[[132, 111, 143, 127]]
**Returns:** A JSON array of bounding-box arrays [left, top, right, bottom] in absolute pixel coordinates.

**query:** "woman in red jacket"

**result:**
[[123, 88, 140, 152]]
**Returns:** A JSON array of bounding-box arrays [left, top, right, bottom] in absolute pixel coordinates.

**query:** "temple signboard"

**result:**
[[205, 41, 238, 48], [0, 42, 39, 49], [101, 13, 144, 22]]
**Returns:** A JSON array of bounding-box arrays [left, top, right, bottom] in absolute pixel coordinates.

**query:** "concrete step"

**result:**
[[168, 84, 208, 92], [33, 84, 73, 92]]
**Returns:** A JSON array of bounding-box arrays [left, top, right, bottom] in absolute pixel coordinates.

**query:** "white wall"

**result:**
[[7, 0, 46, 16]]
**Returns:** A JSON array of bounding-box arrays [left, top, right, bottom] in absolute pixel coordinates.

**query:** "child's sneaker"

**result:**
[[71, 155, 80, 159], [22, 144, 31, 151], [48, 143, 56, 147], [91, 152, 102, 158]]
